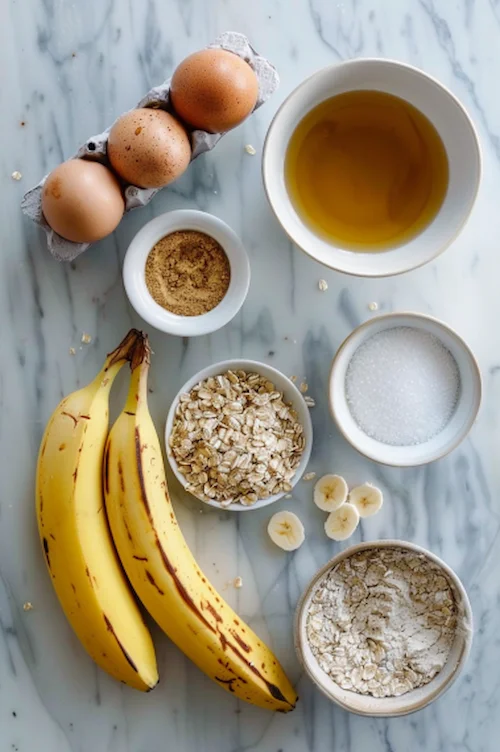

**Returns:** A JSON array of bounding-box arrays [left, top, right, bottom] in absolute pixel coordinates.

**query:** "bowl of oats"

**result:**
[[165, 360, 313, 510], [295, 540, 473, 716]]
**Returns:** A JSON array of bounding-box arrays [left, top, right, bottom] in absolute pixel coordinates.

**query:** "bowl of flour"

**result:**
[[295, 540, 473, 716]]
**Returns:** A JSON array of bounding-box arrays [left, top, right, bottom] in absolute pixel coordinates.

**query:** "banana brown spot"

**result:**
[[42, 537, 51, 568], [124, 411, 135, 416], [117, 461, 125, 492], [215, 676, 236, 692], [71, 583, 76, 593], [103, 445, 110, 494], [103, 615, 139, 674], [73, 467, 78, 483], [58, 443, 66, 451], [145, 570, 164, 595], [49, 533, 56, 541], [217, 659, 238, 677], [61, 411, 78, 427], [206, 602, 222, 623], [123, 518, 133, 542], [132, 555, 148, 561], [85, 566, 94, 588], [232, 633, 251, 653]]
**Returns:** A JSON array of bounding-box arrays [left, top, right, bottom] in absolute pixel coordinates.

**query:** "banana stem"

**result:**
[[124, 332, 151, 412], [90, 329, 147, 394], [106, 329, 145, 370]]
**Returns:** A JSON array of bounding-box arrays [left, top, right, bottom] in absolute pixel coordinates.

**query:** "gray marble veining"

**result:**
[[1, 0, 499, 750]]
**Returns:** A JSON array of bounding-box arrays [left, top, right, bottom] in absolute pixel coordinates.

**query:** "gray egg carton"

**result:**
[[21, 31, 279, 262]]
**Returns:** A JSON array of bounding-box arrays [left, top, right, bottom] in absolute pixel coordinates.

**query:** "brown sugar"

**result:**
[[145, 230, 231, 316]]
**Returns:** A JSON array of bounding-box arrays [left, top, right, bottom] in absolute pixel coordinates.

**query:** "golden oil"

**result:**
[[285, 90, 449, 251]]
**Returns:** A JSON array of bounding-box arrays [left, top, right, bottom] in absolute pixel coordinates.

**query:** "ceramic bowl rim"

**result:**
[[122, 209, 250, 336], [328, 311, 482, 466], [262, 57, 482, 278], [164, 358, 313, 511], [294, 539, 473, 717]]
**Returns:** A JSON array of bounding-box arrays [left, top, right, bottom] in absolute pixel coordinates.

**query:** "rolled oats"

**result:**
[[306, 547, 459, 698], [170, 370, 305, 506]]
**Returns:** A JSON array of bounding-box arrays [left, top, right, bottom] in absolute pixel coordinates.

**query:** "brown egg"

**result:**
[[107, 109, 191, 189], [170, 49, 259, 133], [41, 159, 124, 243]]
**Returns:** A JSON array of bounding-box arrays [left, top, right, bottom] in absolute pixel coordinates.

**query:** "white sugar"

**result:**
[[345, 327, 460, 446]]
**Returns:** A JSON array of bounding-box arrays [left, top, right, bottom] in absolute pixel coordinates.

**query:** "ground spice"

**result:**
[[145, 230, 230, 316]]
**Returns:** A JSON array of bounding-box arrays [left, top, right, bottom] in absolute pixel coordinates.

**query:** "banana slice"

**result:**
[[349, 483, 384, 518], [268, 511, 305, 551], [313, 474, 348, 512], [324, 503, 359, 541]]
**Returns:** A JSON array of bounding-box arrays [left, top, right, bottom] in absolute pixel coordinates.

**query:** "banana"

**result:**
[[267, 511, 305, 551], [313, 474, 348, 512], [324, 503, 359, 541], [349, 483, 384, 517], [36, 330, 158, 692], [104, 335, 298, 712]]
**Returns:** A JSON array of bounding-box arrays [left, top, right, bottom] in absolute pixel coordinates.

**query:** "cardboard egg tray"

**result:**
[[21, 31, 279, 262]]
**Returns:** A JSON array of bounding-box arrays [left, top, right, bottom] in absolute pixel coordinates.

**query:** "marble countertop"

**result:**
[[2, 1, 499, 750]]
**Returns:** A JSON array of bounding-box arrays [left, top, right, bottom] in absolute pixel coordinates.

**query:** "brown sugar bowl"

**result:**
[[123, 210, 250, 337]]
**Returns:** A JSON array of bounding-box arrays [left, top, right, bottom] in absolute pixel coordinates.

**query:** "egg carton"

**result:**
[[21, 31, 279, 262]]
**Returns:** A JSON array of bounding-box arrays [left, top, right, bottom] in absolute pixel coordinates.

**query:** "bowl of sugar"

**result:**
[[329, 312, 481, 466]]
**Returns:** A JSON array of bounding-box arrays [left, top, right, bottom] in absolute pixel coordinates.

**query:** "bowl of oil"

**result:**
[[263, 58, 481, 277]]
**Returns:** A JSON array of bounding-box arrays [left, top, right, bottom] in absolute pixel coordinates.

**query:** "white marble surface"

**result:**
[[1, 1, 499, 750]]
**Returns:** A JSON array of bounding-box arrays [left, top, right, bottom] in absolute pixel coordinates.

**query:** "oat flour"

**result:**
[[306, 547, 458, 698]]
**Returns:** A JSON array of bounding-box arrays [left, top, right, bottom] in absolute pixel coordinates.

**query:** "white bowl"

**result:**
[[295, 540, 473, 717], [329, 312, 481, 466], [263, 58, 481, 277], [165, 359, 313, 511], [123, 210, 250, 336]]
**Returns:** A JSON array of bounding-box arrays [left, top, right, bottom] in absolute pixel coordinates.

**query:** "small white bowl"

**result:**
[[295, 540, 473, 717], [329, 312, 481, 466], [263, 58, 481, 277], [329, 312, 481, 465], [123, 210, 250, 336], [165, 359, 313, 511]]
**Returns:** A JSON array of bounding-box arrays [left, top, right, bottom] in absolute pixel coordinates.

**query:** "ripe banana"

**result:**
[[267, 511, 305, 551], [104, 335, 298, 712], [349, 483, 384, 517], [36, 330, 158, 692], [313, 474, 348, 512], [324, 502, 359, 541]]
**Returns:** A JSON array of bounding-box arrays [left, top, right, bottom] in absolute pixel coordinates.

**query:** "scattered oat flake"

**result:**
[[244, 144, 256, 155], [81, 333, 92, 344], [23, 602, 33, 611], [303, 472, 316, 481], [234, 576, 243, 588], [69, 347, 76, 356], [318, 279, 328, 292], [300, 382, 308, 393], [304, 396, 316, 407], [11, 171, 22, 181], [290, 375, 297, 383], [285, 494, 293, 499], [368, 302, 379, 311]]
